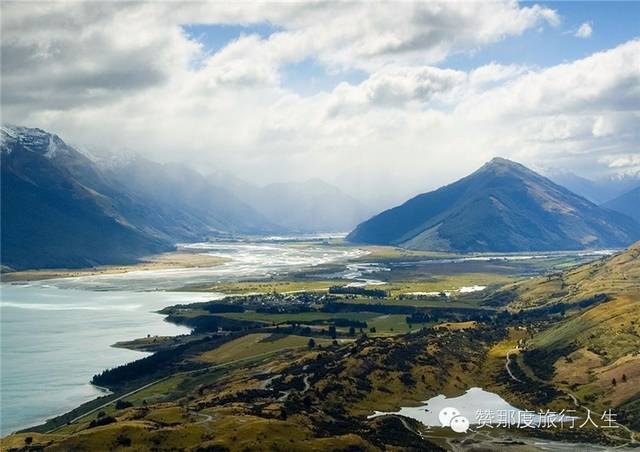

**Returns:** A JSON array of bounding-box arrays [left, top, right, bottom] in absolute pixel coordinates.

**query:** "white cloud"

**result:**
[[1, 1, 560, 113], [1, 1, 637, 205], [457, 40, 640, 119], [599, 154, 640, 173], [575, 22, 593, 38]]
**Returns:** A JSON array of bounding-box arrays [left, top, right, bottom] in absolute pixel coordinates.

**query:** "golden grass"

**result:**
[[434, 321, 477, 330], [506, 242, 640, 311], [593, 354, 640, 407], [553, 348, 604, 386], [354, 245, 457, 260], [192, 333, 330, 364], [1, 433, 65, 451], [530, 296, 640, 361], [143, 405, 189, 426]]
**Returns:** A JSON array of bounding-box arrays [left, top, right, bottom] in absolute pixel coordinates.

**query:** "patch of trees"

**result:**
[[285, 318, 368, 328], [114, 434, 132, 447], [201, 303, 245, 313], [617, 396, 640, 431], [575, 293, 609, 308], [92, 335, 233, 388], [256, 305, 313, 314], [165, 314, 262, 333], [322, 302, 416, 314], [502, 352, 562, 405], [522, 344, 577, 381], [93, 345, 189, 388], [366, 416, 431, 449], [406, 310, 493, 324], [515, 294, 610, 322], [480, 288, 519, 307], [115, 399, 133, 410], [271, 324, 347, 339], [88, 415, 116, 428], [322, 301, 488, 320], [329, 286, 388, 298], [215, 388, 282, 406]]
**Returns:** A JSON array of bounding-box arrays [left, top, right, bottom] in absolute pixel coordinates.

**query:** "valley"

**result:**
[[2, 238, 637, 451]]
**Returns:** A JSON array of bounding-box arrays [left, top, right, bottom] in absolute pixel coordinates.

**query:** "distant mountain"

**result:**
[[100, 157, 280, 239], [548, 171, 640, 204], [0, 126, 279, 270], [252, 179, 371, 233], [347, 158, 640, 252], [208, 172, 372, 233], [603, 185, 640, 223]]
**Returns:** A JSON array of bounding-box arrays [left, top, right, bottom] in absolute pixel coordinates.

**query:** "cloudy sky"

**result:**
[[2, 1, 639, 206]]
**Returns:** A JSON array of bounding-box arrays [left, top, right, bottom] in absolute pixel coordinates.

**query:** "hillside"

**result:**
[[487, 241, 639, 312], [603, 185, 640, 224], [4, 326, 498, 451], [487, 242, 640, 428], [1, 126, 172, 269], [347, 158, 640, 252], [5, 245, 638, 448]]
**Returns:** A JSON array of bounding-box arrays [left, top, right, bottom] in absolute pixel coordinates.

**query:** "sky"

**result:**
[[1, 1, 639, 207]]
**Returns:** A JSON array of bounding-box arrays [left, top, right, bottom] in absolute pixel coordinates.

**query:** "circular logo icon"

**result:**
[[450, 415, 470, 433], [438, 407, 461, 427]]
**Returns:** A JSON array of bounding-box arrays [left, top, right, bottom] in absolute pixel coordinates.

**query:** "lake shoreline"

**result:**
[[0, 250, 229, 283]]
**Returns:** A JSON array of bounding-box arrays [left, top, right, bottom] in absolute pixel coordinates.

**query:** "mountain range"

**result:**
[[548, 170, 640, 205], [347, 158, 640, 252], [4, 126, 639, 268], [1, 126, 284, 269], [217, 176, 372, 233], [1, 126, 371, 269]]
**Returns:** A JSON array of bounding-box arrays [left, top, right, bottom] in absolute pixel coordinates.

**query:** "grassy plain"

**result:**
[[192, 333, 334, 364]]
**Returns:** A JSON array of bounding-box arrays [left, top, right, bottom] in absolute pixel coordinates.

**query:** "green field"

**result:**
[[177, 279, 346, 294], [193, 333, 334, 363], [217, 311, 419, 334]]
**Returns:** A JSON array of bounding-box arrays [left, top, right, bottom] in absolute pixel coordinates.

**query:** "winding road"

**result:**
[[50, 346, 306, 432], [505, 347, 523, 383]]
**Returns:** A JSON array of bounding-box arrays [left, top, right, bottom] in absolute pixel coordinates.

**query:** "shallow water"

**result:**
[[41, 241, 367, 291]]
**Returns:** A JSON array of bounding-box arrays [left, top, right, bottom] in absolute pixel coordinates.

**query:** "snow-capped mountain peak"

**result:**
[[1, 125, 75, 160]]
